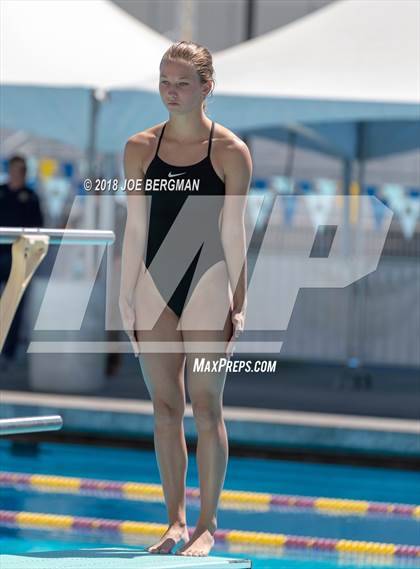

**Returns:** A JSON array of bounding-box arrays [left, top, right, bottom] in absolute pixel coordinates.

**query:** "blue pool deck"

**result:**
[[1, 549, 251, 569]]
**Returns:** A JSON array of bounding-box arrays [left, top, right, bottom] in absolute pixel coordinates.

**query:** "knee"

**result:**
[[192, 398, 223, 431], [153, 397, 185, 431]]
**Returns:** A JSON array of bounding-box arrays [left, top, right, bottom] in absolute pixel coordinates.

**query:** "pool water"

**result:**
[[0, 439, 419, 568]]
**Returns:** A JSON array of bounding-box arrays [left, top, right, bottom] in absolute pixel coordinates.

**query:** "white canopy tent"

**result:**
[[210, 0, 420, 160], [0, 0, 171, 150], [2, 0, 419, 161], [96, 0, 419, 159], [214, 0, 418, 102], [0, 0, 171, 278]]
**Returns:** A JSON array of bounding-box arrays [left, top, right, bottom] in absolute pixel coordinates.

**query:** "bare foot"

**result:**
[[175, 523, 216, 557], [146, 522, 189, 554]]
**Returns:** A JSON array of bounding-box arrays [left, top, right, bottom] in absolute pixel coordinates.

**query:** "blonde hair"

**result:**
[[160, 41, 215, 109]]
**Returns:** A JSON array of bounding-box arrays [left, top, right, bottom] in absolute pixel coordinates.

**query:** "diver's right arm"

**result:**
[[119, 138, 148, 349]]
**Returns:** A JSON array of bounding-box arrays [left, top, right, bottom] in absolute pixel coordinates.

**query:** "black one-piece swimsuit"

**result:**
[[143, 121, 226, 318]]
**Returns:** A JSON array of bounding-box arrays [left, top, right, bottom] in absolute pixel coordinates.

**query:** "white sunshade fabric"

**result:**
[[213, 0, 420, 104], [0, 0, 171, 89], [205, 0, 420, 160], [0, 0, 171, 149], [97, 0, 420, 157], [1, 0, 419, 158]]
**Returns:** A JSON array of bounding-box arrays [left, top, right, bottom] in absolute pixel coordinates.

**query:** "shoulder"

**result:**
[[213, 123, 252, 173], [124, 123, 165, 170], [213, 124, 252, 195]]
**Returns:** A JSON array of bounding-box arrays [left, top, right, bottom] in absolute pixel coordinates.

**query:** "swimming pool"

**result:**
[[0, 439, 419, 568]]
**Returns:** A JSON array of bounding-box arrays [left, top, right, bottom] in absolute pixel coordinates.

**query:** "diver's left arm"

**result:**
[[220, 139, 252, 337]]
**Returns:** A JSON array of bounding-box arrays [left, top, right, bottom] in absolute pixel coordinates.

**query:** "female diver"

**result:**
[[119, 41, 252, 557]]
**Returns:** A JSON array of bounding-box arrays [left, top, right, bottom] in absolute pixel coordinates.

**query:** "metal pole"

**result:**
[[179, 0, 196, 41], [0, 415, 63, 436], [242, 0, 255, 149], [245, 0, 255, 40]]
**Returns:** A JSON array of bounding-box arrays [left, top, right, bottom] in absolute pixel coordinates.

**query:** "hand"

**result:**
[[119, 296, 140, 357], [225, 308, 246, 357]]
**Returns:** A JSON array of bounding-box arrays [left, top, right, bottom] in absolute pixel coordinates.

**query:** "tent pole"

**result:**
[[241, 0, 255, 153], [84, 88, 107, 277], [245, 0, 255, 41], [342, 157, 352, 258], [342, 154, 359, 376], [248, 130, 297, 277], [354, 122, 371, 384]]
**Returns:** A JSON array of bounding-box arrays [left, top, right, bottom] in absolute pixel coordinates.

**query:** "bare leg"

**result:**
[[135, 305, 190, 554], [176, 310, 232, 556]]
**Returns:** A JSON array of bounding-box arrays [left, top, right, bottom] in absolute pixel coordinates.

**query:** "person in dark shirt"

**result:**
[[0, 155, 44, 363]]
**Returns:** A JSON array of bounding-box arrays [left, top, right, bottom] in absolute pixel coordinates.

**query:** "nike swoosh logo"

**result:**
[[168, 171, 186, 178]]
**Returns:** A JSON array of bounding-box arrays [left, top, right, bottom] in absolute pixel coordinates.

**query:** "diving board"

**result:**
[[0, 548, 251, 568]]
